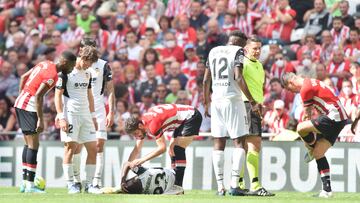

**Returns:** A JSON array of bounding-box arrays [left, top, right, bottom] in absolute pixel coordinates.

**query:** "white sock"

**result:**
[[231, 148, 245, 188], [63, 163, 74, 187], [73, 153, 81, 183], [93, 152, 104, 186], [85, 164, 96, 186], [212, 150, 225, 191], [26, 181, 34, 189]]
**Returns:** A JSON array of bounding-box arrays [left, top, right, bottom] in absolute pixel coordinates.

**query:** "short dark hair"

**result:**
[[61, 51, 77, 62], [145, 27, 155, 33], [124, 115, 142, 134], [229, 30, 248, 47], [280, 72, 296, 87], [270, 77, 282, 85], [81, 4, 90, 10], [122, 176, 143, 194], [333, 16, 343, 22], [79, 46, 98, 63], [80, 37, 97, 48], [246, 35, 262, 44]]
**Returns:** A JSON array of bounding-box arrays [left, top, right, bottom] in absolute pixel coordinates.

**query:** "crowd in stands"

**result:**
[[0, 0, 359, 142]]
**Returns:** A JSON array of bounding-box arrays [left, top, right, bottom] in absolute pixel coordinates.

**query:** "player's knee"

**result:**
[[97, 139, 105, 152], [297, 124, 308, 136], [312, 148, 325, 160]]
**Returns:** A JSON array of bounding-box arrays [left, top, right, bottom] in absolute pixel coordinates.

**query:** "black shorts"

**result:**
[[244, 102, 262, 136], [311, 115, 347, 146], [15, 108, 38, 135], [173, 109, 202, 138]]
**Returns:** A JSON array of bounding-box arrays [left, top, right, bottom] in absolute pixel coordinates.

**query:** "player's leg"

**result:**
[[93, 108, 107, 187], [228, 137, 246, 196], [25, 134, 40, 192], [73, 144, 83, 190], [63, 141, 79, 194], [15, 108, 29, 192], [313, 138, 333, 197]]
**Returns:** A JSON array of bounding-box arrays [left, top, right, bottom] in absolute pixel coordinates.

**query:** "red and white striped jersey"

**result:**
[[95, 29, 110, 51], [165, 0, 191, 17], [327, 60, 350, 90], [181, 58, 198, 79], [142, 104, 195, 139], [14, 61, 58, 112], [331, 25, 350, 46], [300, 78, 348, 122], [234, 12, 261, 36], [61, 27, 85, 44]]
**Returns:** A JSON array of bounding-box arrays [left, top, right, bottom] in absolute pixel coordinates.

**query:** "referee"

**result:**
[[239, 36, 274, 196]]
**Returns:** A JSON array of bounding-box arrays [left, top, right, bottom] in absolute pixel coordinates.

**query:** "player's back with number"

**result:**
[[137, 167, 175, 194], [207, 45, 244, 100], [15, 61, 58, 111]]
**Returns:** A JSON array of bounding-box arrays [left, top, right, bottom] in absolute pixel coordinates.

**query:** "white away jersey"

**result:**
[[206, 45, 244, 100], [56, 68, 92, 115], [88, 59, 112, 109], [132, 167, 176, 194]]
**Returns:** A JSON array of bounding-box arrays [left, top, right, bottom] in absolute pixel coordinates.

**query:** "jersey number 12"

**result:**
[[212, 57, 228, 80]]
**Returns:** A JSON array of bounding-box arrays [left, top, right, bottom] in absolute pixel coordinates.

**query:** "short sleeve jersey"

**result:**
[[14, 61, 58, 112]]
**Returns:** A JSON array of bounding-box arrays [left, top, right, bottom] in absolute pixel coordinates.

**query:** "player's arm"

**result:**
[[34, 83, 51, 133], [129, 136, 166, 168], [55, 74, 68, 132], [88, 82, 98, 131], [128, 139, 144, 161], [18, 69, 33, 93], [203, 61, 212, 117], [104, 63, 115, 127], [351, 109, 360, 134], [121, 161, 132, 183]]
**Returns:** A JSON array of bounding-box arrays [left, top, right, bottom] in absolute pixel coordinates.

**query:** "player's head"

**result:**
[[281, 72, 300, 92], [228, 30, 247, 47], [78, 45, 99, 69], [122, 176, 143, 194], [80, 37, 97, 48], [125, 115, 146, 139], [245, 35, 262, 60], [57, 51, 77, 74]]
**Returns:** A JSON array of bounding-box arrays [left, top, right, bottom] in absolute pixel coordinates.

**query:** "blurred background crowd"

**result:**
[[0, 0, 359, 142]]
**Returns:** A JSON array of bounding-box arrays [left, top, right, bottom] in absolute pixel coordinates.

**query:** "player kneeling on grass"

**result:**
[[281, 72, 348, 198], [55, 46, 102, 194], [120, 161, 184, 195], [125, 104, 202, 189]]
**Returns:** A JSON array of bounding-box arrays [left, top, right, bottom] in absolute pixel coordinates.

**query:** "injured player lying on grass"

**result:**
[[101, 161, 184, 195]]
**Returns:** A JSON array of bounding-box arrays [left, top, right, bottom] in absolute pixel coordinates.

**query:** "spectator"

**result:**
[[181, 43, 200, 79], [142, 27, 163, 50], [331, 16, 350, 47], [123, 64, 141, 104], [296, 35, 322, 62], [51, 30, 68, 57], [139, 4, 160, 34], [270, 52, 296, 79], [0, 61, 17, 98], [89, 20, 110, 58], [142, 48, 165, 76], [349, 62, 360, 94], [222, 12, 237, 35], [234, 0, 261, 36], [0, 97, 16, 140], [61, 14, 85, 52], [76, 5, 96, 34], [175, 90, 190, 105], [41, 17, 57, 45], [108, 18, 126, 61], [157, 16, 175, 43], [110, 61, 124, 86], [320, 30, 336, 64], [165, 78, 181, 104], [128, 13, 141, 35], [160, 31, 184, 63], [303, 0, 332, 39], [113, 99, 131, 139], [189, 1, 209, 29], [154, 83, 168, 104], [344, 28, 360, 62], [327, 48, 351, 90], [316, 63, 328, 81], [264, 78, 294, 110], [40, 108, 59, 141], [9, 31, 27, 56], [136, 89, 156, 115], [37, 2, 58, 34], [163, 61, 188, 90], [195, 27, 208, 60], [6, 63, 27, 104], [5, 48, 19, 69], [115, 47, 139, 73], [191, 77, 211, 132], [165, 0, 191, 17], [147, 0, 166, 21], [125, 30, 143, 62], [186, 60, 206, 94], [139, 64, 163, 96], [5, 20, 21, 49], [213, 0, 227, 27], [262, 39, 282, 73], [174, 15, 197, 48], [296, 51, 317, 78], [206, 19, 228, 55], [264, 100, 289, 134], [339, 80, 356, 116], [339, 0, 355, 28]]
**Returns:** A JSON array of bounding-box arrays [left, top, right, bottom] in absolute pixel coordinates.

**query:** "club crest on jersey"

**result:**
[[85, 72, 90, 79], [56, 78, 63, 88], [47, 79, 54, 86]]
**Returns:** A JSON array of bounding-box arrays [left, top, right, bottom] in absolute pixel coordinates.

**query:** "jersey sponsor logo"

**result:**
[[56, 78, 63, 88], [74, 82, 88, 88], [213, 82, 231, 86]]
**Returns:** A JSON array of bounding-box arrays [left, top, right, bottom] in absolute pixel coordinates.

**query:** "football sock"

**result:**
[[316, 157, 332, 192], [174, 145, 186, 187], [73, 153, 81, 183], [247, 150, 261, 191], [238, 165, 245, 189], [302, 132, 316, 148], [85, 164, 96, 186], [63, 163, 74, 187], [93, 152, 104, 186], [231, 148, 245, 188], [212, 150, 225, 191], [22, 145, 28, 181], [26, 148, 38, 187]]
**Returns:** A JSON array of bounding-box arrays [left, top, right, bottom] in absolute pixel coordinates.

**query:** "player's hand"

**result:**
[[106, 113, 114, 128], [168, 142, 175, 157], [351, 119, 359, 134], [93, 117, 98, 131], [251, 103, 263, 119], [59, 119, 69, 132], [204, 103, 211, 118], [36, 119, 44, 133], [129, 159, 143, 169]]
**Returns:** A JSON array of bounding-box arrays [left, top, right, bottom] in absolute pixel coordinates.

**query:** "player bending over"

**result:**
[[125, 104, 202, 188], [16, 51, 76, 193], [120, 161, 184, 195], [281, 72, 348, 198]]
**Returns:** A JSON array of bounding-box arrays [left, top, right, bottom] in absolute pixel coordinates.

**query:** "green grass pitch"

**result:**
[[1, 187, 360, 203]]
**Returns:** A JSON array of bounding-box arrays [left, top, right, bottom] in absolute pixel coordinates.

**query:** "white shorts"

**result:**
[[211, 98, 249, 139], [95, 107, 107, 140], [60, 113, 96, 144]]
